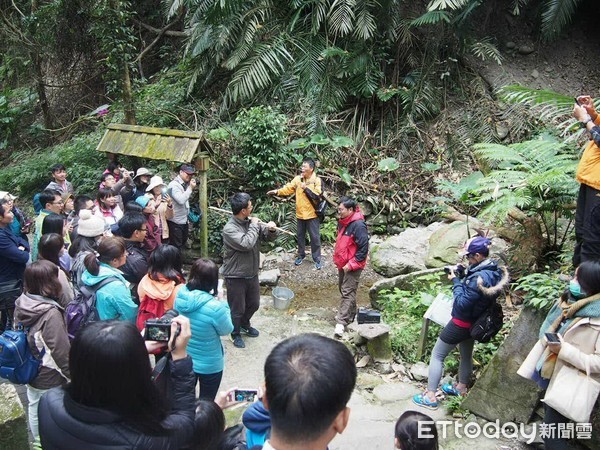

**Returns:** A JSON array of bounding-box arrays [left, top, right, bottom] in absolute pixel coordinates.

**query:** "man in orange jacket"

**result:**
[[268, 157, 323, 269], [573, 96, 600, 265]]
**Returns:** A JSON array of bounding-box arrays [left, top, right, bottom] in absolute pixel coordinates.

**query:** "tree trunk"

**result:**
[[122, 64, 136, 125]]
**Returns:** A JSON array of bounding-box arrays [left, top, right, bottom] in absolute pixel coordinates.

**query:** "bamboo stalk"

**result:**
[[208, 206, 295, 236]]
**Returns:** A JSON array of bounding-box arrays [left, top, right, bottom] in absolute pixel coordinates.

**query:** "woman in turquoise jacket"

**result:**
[[175, 258, 233, 400], [81, 236, 137, 323]]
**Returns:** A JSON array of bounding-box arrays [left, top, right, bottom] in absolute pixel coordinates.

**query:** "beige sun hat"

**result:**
[[146, 175, 166, 192]]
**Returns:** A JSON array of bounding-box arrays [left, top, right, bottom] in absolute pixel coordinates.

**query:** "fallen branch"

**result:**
[[209, 206, 295, 236]]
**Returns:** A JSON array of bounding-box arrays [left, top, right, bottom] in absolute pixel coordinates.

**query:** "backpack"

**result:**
[[65, 277, 119, 341], [33, 192, 43, 214], [470, 301, 504, 343], [136, 294, 166, 332], [0, 325, 44, 384]]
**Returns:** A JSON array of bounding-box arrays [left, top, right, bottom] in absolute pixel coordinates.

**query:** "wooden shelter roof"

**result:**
[[96, 123, 211, 162]]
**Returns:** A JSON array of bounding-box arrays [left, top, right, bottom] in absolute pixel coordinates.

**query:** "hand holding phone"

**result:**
[[545, 332, 560, 344], [229, 389, 258, 403]]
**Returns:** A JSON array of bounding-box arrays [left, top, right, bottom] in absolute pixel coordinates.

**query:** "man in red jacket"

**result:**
[[333, 197, 369, 338]]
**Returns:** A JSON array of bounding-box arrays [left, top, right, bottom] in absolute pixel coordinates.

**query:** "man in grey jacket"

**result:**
[[222, 192, 276, 348], [167, 164, 197, 249]]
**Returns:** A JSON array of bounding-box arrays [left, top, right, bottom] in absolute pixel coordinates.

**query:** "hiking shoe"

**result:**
[[240, 326, 260, 337], [334, 323, 345, 338], [294, 256, 305, 266], [441, 383, 466, 397], [315, 261, 322, 270], [412, 393, 439, 410], [230, 334, 245, 348]]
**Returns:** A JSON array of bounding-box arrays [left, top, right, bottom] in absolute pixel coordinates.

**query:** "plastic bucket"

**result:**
[[272, 286, 294, 310]]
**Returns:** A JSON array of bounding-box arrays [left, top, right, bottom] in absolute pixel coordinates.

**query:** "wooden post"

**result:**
[[196, 153, 210, 257], [416, 318, 430, 361]]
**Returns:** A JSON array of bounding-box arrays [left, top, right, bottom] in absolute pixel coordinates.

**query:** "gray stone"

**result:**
[[376, 363, 394, 374], [462, 307, 545, 423], [531, 69, 539, 78], [505, 41, 516, 49], [367, 333, 393, 363], [356, 355, 371, 368], [348, 322, 390, 340], [372, 383, 421, 404], [0, 384, 28, 450], [259, 268, 280, 286], [369, 268, 447, 309], [410, 361, 429, 381], [356, 372, 384, 390], [518, 45, 534, 55], [496, 123, 509, 140], [425, 221, 473, 268], [370, 223, 443, 277]]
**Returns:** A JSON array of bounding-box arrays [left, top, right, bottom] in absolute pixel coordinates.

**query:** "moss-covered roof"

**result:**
[[96, 123, 211, 162]]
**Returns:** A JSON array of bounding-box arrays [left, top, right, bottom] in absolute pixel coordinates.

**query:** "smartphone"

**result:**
[[545, 332, 560, 344], [231, 389, 258, 402], [161, 187, 168, 199], [145, 321, 171, 342]]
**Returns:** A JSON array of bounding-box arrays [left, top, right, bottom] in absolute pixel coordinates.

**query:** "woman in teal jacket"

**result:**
[[175, 258, 233, 400], [81, 236, 137, 323]]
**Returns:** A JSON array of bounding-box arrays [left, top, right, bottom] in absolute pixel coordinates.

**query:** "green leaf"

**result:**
[[421, 162, 441, 171], [309, 134, 330, 145], [330, 135, 354, 148], [338, 167, 352, 185], [287, 138, 309, 149], [378, 157, 400, 172]]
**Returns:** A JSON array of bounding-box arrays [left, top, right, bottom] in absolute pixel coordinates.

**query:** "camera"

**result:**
[[145, 309, 180, 342], [444, 264, 465, 278]]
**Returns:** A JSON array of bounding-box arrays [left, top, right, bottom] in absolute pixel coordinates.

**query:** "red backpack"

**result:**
[[136, 295, 165, 332]]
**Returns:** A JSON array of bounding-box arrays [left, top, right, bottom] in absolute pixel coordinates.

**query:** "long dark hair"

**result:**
[[67, 320, 168, 435], [148, 245, 184, 284], [24, 260, 62, 299], [187, 259, 218, 295], [97, 188, 116, 210], [41, 213, 65, 235], [191, 400, 225, 450], [577, 260, 600, 297]]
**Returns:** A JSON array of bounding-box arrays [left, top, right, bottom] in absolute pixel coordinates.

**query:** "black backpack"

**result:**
[[65, 277, 119, 341], [470, 301, 503, 343]]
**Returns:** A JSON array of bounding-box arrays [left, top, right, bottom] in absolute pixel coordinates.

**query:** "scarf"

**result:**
[[536, 292, 600, 379]]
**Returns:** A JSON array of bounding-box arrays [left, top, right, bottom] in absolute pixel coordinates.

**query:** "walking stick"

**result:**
[[208, 206, 295, 236]]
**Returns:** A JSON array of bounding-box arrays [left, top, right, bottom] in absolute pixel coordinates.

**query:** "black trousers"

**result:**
[[167, 221, 189, 250], [297, 218, 321, 263], [573, 184, 600, 267], [195, 371, 223, 401], [226, 276, 260, 336]]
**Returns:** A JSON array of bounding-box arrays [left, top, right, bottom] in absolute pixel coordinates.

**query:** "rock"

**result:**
[[370, 223, 443, 277], [376, 362, 394, 374], [495, 123, 509, 140], [409, 361, 429, 381], [518, 44, 534, 55], [505, 41, 516, 49], [367, 214, 388, 226], [462, 307, 545, 423], [259, 268, 280, 286], [348, 322, 390, 340], [351, 333, 368, 346], [0, 384, 28, 450], [356, 355, 371, 368], [531, 69, 539, 78], [425, 221, 475, 268], [259, 252, 265, 269], [357, 372, 384, 390], [367, 334, 393, 363], [358, 201, 373, 216], [369, 268, 447, 309], [372, 383, 421, 404], [392, 363, 407, 375]]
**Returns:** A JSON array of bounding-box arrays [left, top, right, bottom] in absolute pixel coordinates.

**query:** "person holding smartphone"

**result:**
[[518, 261, 600, 449], [572, 96, 600, 266], [38, 316, 196, 449]]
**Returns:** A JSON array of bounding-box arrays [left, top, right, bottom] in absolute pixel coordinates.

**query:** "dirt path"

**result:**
[[219, 291, 530, 449]]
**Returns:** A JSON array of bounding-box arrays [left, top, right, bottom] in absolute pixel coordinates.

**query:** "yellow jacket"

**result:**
[[576, 115, 600, 190], [276, 173, 322, 220]]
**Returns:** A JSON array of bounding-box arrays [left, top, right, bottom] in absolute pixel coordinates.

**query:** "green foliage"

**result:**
[[0, 88, 36, 150], [0, 131, 105, 198], [320, 218, 338, 244], [207, 209, 229, 256], [234, 106, 288, 189], [445, 394, 469, 416], [514, 270, 565, 310]]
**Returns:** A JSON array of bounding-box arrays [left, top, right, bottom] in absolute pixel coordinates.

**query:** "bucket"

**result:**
[[272, 285, 294, 310]]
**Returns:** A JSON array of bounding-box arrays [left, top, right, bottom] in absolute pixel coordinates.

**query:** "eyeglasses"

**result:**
[[138, 228, 148, 232], [51, 200, 64, 205]]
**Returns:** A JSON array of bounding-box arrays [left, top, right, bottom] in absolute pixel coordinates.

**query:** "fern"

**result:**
[[410, 10, 451, 27], [470, 38, 502, 65]]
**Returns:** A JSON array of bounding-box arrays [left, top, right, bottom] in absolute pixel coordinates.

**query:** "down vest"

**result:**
[[38, 356, 196, 449], [175, 286, 233, 374]]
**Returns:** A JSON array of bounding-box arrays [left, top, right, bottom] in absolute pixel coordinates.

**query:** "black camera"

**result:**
[[145, 309, 180, 342], [357, 307, 381, 324], [444, 264, 465, 278]]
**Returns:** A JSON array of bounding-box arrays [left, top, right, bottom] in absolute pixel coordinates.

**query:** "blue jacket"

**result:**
[[81, 264, 138, 323], [451, 259, 509, 323], [243, 400, 271, 448], [0, 226, 29, 283], [174, 285, 234, 374]]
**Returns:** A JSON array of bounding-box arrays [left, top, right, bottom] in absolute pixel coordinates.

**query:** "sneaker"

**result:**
[[315, 261, 322, 270], [334, 323, 345, 338], [412, 393, 439, 410], [441, 383, 466, 397], [294, 256, 305, 266], [240, 326, 260, 337], [230, 334, 245, 348]]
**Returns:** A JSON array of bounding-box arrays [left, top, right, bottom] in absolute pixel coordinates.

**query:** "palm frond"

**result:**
[[352, 0, 378, 41], [327, 0, 356, 37], [470, 38, 502, 65], [540, 0, 582, 41], [410, 11, 451, 27], [427, 0, 470, 10]]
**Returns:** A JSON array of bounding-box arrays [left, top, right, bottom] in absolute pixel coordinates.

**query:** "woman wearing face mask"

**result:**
[[518, 260, 600, 449]]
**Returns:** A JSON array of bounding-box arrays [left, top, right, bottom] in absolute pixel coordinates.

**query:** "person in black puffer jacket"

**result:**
[[38, 317, 196, 449], [413, 236, 509, 410]]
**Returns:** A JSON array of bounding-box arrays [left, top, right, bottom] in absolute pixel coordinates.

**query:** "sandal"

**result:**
[[412, 393, 439, 410], [441, 383, 467, 397]]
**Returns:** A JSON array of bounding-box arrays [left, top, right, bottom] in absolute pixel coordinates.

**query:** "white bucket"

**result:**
[[272, 286, 294, 310]]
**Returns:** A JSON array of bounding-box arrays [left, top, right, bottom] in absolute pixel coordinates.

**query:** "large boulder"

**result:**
[[425, 221, 511, 268], [369, 268, 446, 309], [370, 223, 444, 277], [0, 384, 28, 450]]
